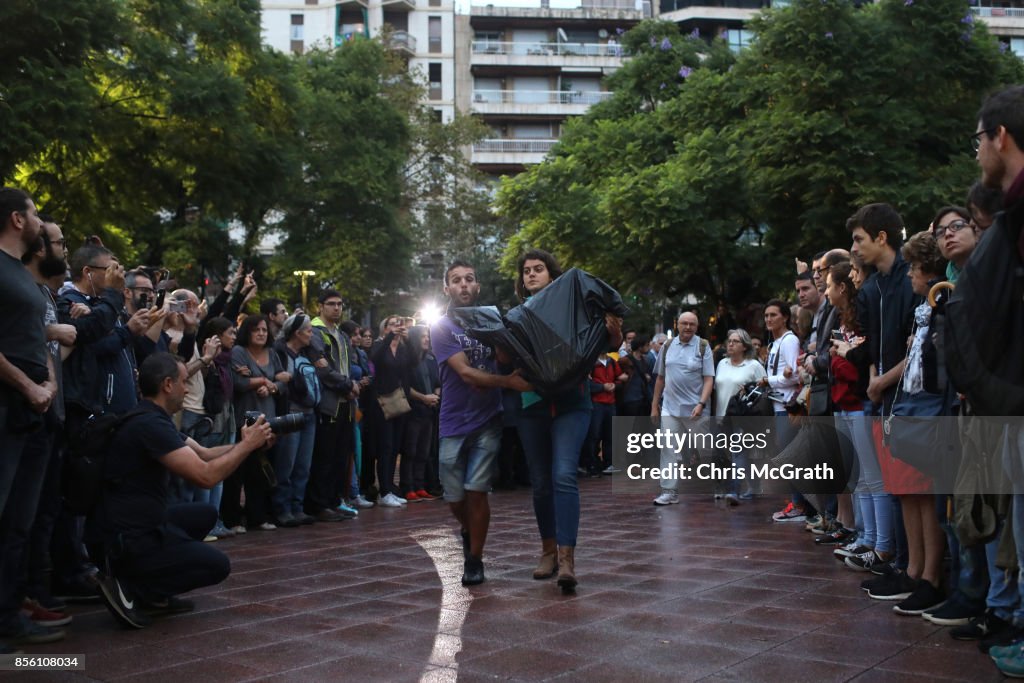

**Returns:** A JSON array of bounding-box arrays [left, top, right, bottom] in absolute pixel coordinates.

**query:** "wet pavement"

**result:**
[[3, 479, 1005, 682]]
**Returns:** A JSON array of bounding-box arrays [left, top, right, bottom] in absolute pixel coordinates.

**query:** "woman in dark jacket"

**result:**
[[369, 315, 418, 507], [224, 314, 288, 532], [401, 326, 441, 501]]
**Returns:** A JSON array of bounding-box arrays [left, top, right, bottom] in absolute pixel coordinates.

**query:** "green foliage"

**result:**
[[4, 0, 486, 308], [497, 0, 1024, 317]]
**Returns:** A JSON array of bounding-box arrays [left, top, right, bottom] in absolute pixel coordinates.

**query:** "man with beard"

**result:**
[[430, 260, 531, 585], [9, 217, 80, 635], [0, 189, 62, 649]]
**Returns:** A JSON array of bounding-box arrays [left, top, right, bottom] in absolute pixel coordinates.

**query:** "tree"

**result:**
[[11, 0, 303, 288], [496, 1, 1024, 315], [273, 38, 416, 309]]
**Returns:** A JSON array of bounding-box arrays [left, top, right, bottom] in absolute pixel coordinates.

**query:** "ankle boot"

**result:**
[[557, 546, 577, 593], [533, 538, 558, 580]]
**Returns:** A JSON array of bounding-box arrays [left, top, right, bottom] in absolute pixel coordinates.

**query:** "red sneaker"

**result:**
[[22, 599, 72, 628], [404, 491, 421, 502], [415, 489, 436, 500]]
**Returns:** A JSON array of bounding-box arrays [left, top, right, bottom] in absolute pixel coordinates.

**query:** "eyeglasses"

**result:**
[[972, 129, 994, 152], [129, 286, 155, 295], [814, 266, 830, 276], [46, 238, 67, 248], [932, 219, 971, 240]]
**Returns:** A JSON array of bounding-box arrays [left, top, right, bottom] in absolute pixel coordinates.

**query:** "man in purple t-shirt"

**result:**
[[431, 260, 531, 586]]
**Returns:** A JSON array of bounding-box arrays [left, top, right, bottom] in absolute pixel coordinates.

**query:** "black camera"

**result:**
[[243, 411, 305, 435]]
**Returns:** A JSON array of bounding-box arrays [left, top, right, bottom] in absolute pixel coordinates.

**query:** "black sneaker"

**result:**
[[141, 596, 195, 617], [868, 572, 919, 601], [980, 624, 1024, 654], [871, 558, 899, 577], [814, 526, 855, 546], [52, 576, 102, 604], [461, 556, 485, 586], [950, 609, 1010, 641], [95, 573, 152, 629], [893, 580, 944, 615], [924, 597, 984, 627]]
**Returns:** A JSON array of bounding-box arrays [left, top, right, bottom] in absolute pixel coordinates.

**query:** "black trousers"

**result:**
[[113, 504, 229, 602], [305, 412, 353, 513]]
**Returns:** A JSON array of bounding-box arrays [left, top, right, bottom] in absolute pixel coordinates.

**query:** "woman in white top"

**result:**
[[713, 329, 767, 418], [714, 329, 767, 504], [758, 299, 806, 521]]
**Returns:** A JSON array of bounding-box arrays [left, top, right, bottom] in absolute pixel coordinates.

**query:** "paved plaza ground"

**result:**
[[1, 479, 1005, 682]]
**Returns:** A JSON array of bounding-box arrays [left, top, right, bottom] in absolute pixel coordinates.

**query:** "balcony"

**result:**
[[469, 2, 650, 22], [971, 6, 1024, 35], [472, 89, 612, 115], [658, 0, 769, 24], [471, 138, 558, 166], [471, 40, 627, 68], [381, 0, 416, 10], [389, 30, 417, 56]]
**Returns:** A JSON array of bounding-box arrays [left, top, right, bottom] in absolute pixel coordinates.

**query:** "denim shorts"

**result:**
[[439, 418, 501, 502]]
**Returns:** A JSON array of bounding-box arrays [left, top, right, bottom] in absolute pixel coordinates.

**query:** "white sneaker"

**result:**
[[351, 495, 375, 509], [653, 491, 679, 506], [379, 493, 404, 508], [393, 494, 408, 505], [229, 525, 247, 535], [602, 466, 621, 474]]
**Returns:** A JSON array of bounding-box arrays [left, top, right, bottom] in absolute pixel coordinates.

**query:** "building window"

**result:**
[[290, 14, 304, 42], [305, 0, 318, 5], [428, 63, 442, 100], [428, 17, 442, 53], [726, 28, 752, 53], [432, 108, 444, 123], [429, 0, 441, 6]]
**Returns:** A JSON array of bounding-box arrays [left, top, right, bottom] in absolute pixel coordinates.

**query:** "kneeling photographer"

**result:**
[[94, 353, 273, 629]]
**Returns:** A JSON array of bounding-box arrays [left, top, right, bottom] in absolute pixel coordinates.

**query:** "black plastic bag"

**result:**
[[452, 268, 629, 396]]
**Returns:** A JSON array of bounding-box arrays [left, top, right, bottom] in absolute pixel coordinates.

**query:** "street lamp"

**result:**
[[293, 270, 316, 311]]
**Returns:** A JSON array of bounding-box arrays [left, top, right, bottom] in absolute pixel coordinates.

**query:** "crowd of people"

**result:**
[[0, 85, 1022, 678]]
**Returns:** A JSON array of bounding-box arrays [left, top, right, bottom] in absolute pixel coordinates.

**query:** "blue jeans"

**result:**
[[273, 412, 316, 517], [518, 409, 590, 547], [836, 410, 892, 552]]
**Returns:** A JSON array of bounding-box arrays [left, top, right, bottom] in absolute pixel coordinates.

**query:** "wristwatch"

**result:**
[[698, 401, 706, 408]]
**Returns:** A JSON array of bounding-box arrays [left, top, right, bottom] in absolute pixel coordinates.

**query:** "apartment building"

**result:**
[[260, 0, 458, 122], [457, 0, 650, 177]]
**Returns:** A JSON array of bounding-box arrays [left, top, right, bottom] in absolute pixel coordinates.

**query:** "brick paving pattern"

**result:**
[[2, 480, 1003, 682]]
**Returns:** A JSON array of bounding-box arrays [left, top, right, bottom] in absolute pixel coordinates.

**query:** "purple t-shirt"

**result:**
[[431, 315, 502, 438]]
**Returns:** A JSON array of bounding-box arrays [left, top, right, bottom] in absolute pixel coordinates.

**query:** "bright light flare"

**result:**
[[420, 302, 443, 326]]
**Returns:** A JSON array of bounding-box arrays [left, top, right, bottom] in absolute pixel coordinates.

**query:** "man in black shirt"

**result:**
[[94, 352, 272, 629], [0, 188, 60, 650]]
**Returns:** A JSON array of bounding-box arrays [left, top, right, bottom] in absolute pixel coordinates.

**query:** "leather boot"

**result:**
[[557, 546, 577, 593], [533, 538, 558, 580]]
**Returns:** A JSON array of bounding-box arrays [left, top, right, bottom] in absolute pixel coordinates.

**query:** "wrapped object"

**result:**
[[452, 268, 629, 395]]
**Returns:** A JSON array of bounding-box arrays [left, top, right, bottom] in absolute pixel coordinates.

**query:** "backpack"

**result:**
[[288, 353, 321, 409], [944, 207, 1024, 416], [62, 407, 147, 515]]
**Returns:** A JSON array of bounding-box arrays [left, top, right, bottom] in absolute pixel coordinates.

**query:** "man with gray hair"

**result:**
[[649, 311, 714, 506]]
